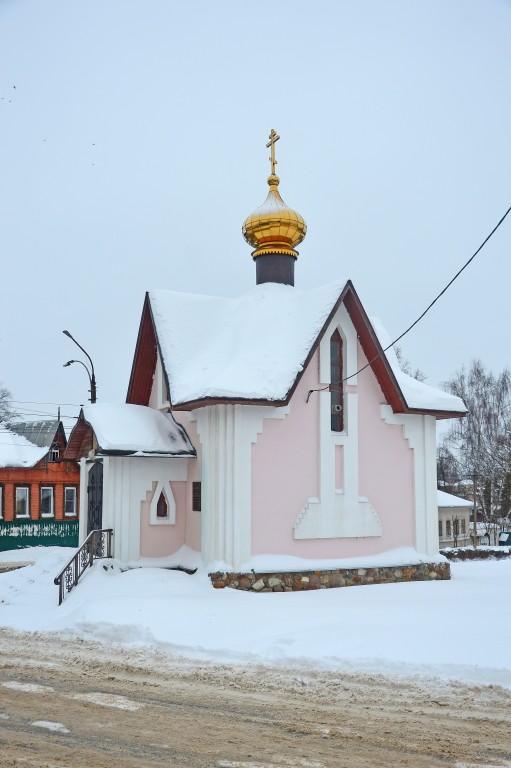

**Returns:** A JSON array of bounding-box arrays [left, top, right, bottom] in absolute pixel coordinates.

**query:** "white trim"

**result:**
[[40, 486, 54, 518], [64, 486, 78, 517], [15, 486, 30, 519], [149, 480, 176, 525], [294, 305, 381, 539], [78, 458, 88, 542], [149, 349, 171, 411]]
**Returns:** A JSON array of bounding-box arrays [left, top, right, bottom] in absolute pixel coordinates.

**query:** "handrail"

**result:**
[[54, 528, 113, 605]]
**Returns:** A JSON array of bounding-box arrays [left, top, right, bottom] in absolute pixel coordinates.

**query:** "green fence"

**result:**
[[0, 520, 79, 550]]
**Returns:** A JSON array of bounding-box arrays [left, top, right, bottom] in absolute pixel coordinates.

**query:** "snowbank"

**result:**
[[0, 546, 510, 689]]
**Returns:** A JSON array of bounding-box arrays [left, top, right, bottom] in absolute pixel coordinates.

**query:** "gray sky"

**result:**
[[1, 0, 510, 427]]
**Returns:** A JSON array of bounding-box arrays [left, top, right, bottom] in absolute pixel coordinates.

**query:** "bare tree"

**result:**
[[0, 383, 19, 424], [394, 346, 427, 382], [439, 360, 511, 533]]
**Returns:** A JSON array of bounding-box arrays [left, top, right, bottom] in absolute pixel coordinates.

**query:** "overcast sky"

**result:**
[[1, 0, 510, 427]]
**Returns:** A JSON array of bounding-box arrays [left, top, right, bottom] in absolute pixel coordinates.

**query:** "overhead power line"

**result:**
[[344, 201, 511, 383], [10, 400, 82, 407]]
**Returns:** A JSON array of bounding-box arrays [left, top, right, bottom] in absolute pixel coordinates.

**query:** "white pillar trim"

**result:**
[[191, 404, 289, 569]]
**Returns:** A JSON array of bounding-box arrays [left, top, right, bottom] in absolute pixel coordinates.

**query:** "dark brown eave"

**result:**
[[64, 411, 93, 460], [405, 407, 467, 421], [126, 293, 158, 405], [170, 395, 289, 411], [342, 281, 408, 413], [96, 449, 194, 457]]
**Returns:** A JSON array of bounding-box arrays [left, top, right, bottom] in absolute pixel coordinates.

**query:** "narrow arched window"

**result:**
[[156, 492, 168, 518], [330, 330, 344, 432]]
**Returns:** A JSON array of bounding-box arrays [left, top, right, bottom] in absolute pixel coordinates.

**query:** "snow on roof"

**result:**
[[82, 403, 195, 456], [149, 279, 466, 414], [370, 317, 466, 414], [0, 423, 49, 468], [437, 489, 473, 508], [9, 420, 61, 448], [149, 281, 345, 404]]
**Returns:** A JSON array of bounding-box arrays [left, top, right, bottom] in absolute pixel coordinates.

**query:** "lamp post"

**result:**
[[62, 330, 97, 403]]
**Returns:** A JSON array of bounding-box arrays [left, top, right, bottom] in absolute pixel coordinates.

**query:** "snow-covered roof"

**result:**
[[370, 318, 466, 414], [9, 420, 61, 448], [437, 489, 473, 508], [150, 281, 344, 404], [81, 403, 195, 456], [147, 280, 466, 414], [0, 423, 50, 468]]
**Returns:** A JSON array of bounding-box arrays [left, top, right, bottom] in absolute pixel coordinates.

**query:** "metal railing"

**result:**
[[54, 528, 113, 605]]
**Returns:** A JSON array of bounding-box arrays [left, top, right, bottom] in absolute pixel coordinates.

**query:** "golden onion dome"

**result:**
[[242, 132, 307, 260]]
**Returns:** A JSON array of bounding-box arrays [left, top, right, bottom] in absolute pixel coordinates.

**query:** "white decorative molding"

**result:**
[[149, 480, 176, 525], [191, 403, 289, 569], [149, 349, 170, 411], [380, 405, 438, 556], [294, 493, 382, 539], [294, 305, 381, 540]]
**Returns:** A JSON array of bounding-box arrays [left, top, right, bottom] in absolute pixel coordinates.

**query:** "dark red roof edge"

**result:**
[[126, 294, 158, 405], [64, 409, 92, 460]]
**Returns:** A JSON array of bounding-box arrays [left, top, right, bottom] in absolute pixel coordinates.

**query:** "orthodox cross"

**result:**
[[266, 129, 280, 175]]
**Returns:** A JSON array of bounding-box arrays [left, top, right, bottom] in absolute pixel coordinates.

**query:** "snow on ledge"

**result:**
[[209, 547, 447, 574]]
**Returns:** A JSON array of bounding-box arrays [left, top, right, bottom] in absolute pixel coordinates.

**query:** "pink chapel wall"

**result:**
[[357, 346, 415, 550], [140, 481, 187, 558], [251, 344, 416, 559], [251, 351, 320, 556]]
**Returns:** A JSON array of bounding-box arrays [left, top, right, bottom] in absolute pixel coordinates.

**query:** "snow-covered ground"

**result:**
[[0, 546, 510, 690]]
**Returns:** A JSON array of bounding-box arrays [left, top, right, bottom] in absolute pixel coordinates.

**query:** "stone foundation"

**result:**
[[209, 561, 451, 591]]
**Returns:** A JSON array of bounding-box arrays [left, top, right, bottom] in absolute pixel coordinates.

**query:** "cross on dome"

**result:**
[[266, 129, 280, 176]]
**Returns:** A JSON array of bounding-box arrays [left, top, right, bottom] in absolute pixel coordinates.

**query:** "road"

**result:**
[[0, 628, 509, 767]]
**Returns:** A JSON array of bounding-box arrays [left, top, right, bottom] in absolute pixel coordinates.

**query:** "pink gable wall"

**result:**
[[251, 343, 415, 558], [357, 347, 415, 550]]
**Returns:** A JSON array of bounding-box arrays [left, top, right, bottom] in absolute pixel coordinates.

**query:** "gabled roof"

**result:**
[[66, 403, 196, 458], [437, 490, 473, 508], [9, 419, 65, 449], [0, 420, 64, 468], [126, 280, 466, 419]]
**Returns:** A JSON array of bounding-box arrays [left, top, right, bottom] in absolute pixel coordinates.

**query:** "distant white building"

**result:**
[[437, 490, 473, 548]]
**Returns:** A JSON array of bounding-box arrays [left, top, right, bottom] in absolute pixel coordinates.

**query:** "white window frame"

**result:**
[[15, 487, 30, 519], [64, 486, 77, 517], [149, 481, 176, 525], [0, 485, 3, 519], [40, 486, 54, 518]]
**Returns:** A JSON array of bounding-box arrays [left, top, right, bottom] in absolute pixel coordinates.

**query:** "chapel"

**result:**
[[67, 130, 465, 586]]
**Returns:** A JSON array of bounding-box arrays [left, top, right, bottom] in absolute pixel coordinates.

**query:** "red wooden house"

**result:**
[[0, 420, 80, 550]]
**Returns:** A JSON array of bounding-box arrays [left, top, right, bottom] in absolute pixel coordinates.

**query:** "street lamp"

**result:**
[[62, 330, 97, 403]]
